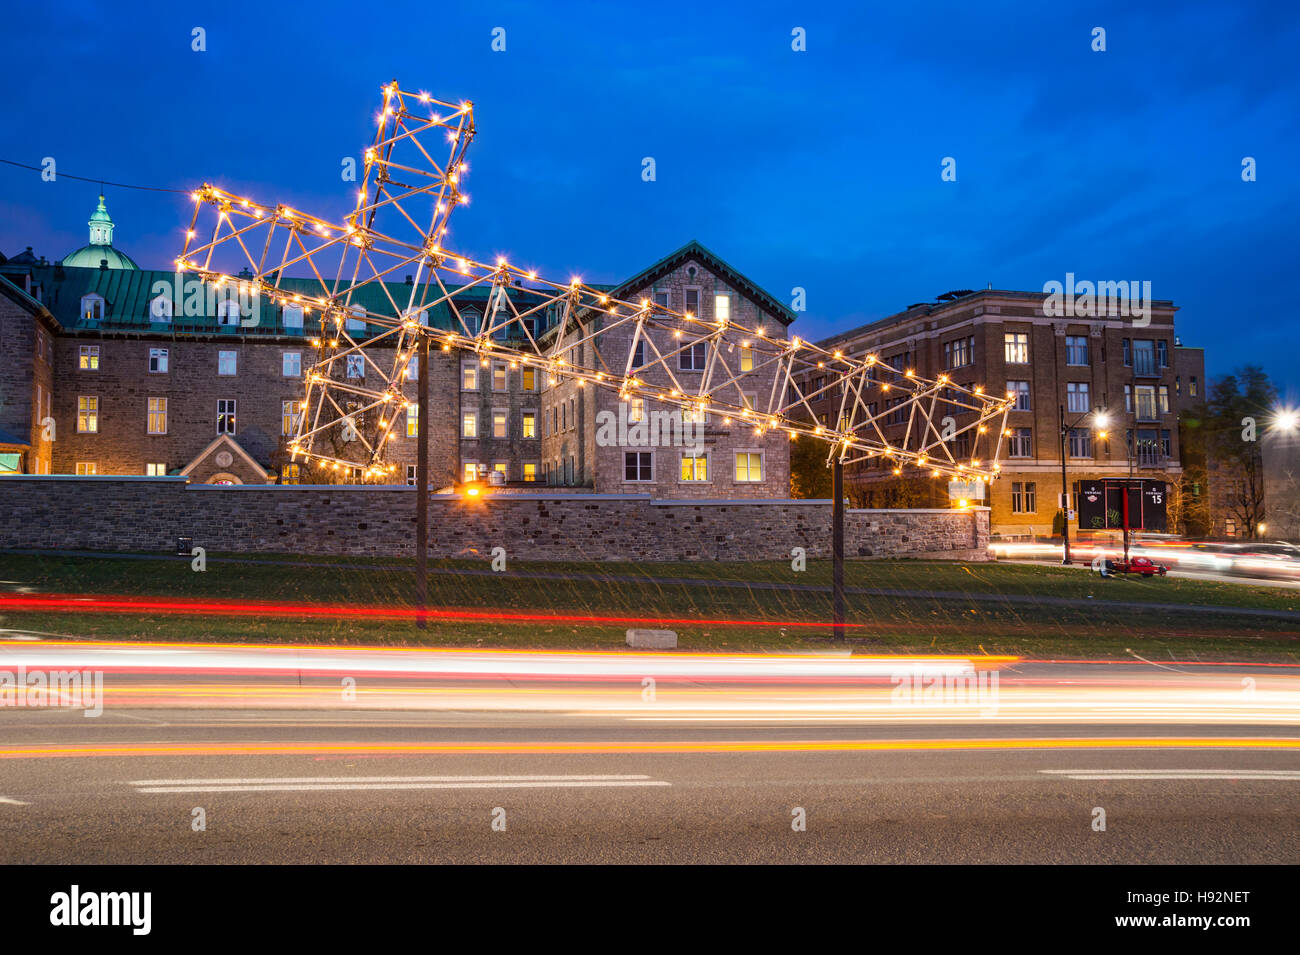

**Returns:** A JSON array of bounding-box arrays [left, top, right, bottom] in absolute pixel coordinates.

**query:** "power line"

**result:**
[[0, 158, 189, 195]]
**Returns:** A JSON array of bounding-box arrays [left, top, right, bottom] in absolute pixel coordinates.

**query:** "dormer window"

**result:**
[[150, 294, 173, 321], [461, 308, 481, 336], [282, 304, 304, 329], [217, 299, 241, 326], [81, 294, 104, 321]]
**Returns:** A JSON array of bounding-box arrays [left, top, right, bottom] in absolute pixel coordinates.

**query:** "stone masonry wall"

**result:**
[[0, 476, 990, 562]]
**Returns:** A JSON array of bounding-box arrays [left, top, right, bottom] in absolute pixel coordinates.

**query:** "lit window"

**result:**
[[217, 399, 237, 435], [462, 363, 478, 390], [282, 400, 301, 436], [462, 412, 477, 438], [493, 411, 508, 439], [346, 355, 364, 378], [281, 463, 301, 485], [147, 397, 167, 435], [523, 462, 538, 482], [522, 411, 537, 439], [681, 453, 708, 481], [79, 345, 99, 370], [740, 347, 754, 372], [493, 462, 508, 479], [463, 462, 479, 482], [714, 294, 731, 322], [1003, 332, 1029, 363], [149, 348, 169, 373], [75, 462, 96, 475], [146, 463, 167, 476], [406, 404, 418, 437], [283, 352, 301, 377], [522, 366, 536, 391], [80, 295, 104, 321], [493, 364, 507, 391], [734, 452, 763, 482], [629, 397, 645, 423], [218, 350, 237, 376], [77, 396, 98, 433]]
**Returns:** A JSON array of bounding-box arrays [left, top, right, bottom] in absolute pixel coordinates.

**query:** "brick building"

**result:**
[[0, 198, 792, 498], [794, 289, 1199, 538]]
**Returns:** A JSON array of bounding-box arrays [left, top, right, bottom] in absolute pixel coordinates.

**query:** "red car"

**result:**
[[1097, 555, 1168, 577]]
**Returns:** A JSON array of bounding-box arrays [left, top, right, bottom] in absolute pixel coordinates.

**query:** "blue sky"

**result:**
[[2, 0, 1297, 396]]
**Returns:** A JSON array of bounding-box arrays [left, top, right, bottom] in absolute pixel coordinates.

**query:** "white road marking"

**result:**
[[130, 774, 671, 794], [0, 797, 30, 805], [1040, 768, 1300, 781]]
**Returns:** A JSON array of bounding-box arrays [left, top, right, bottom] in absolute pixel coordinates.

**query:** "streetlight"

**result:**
[[1059, 406, 1109, 565]]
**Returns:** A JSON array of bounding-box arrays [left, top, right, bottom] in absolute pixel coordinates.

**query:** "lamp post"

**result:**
[[832, 454, 845, 641], [1059, 406, 1109, 565], [415, 333, 429, 629]]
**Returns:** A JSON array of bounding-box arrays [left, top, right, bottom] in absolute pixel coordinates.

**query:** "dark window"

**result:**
[[624, 451, 652, 481]]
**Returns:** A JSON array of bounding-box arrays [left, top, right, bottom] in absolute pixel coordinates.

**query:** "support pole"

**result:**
[[832, 456, 845, 641], [1060, 404, 1070, 565], [415, 333, 429, 629]]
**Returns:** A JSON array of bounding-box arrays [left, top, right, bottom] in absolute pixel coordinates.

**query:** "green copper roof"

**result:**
[[61, 245, 139, 270]]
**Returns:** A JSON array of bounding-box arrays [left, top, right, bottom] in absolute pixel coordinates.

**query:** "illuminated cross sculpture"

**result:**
[[178, 80, 1013, 483]]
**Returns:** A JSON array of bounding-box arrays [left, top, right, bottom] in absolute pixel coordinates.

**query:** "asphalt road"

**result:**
[[0, 646, 1296, 863]]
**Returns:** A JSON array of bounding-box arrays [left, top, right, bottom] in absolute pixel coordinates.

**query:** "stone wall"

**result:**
[[0, 476, 990, 561]]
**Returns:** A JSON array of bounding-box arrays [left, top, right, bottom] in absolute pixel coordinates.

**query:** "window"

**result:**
[[150, 294, 173, 321], [682, 406, 707, 426], [283, 352, 301, 377], [680, 342, 707, 371], [461, 308, 481, 336], [735, 451, 763, 483], [75, 462, 96, 475], [282, 400, 301, 436], [493, 364, 507, 392], [552, 407, 558, 434], [146, 463, 167, 476], [522, 411, 537, 439], [282, 463, 301, 485], [492, 462, 509, 480], [681, 452, 708, 482], [1135, 385, 1157, 421], [653, 291, 670, 308], [1065, 335, 1089, 366], [1133, 339, 1156, 376], [522, 366, 536, 391], [944, 336, 974, 369], [1175, 375, 1181, 396], [1190, 376, 1199, 397], [217, 399, 236, 435], [1011, 481, 1037, 514], [80, 294, 103, 321], [463, 462, 480, 483], [405, 465, 417, 487], [1008, 380, 1031, 411], [77, 396, 98, 433], [1068, 429, 1093, 457], [523, 462, 538, 482], [1161, 430, 1172, 458], [346, 355, 364, 379], [1124, 384, 1132, 412], [1158, 385, 1170, 415], [684, 288, 700, 318], [148, 397, 168, 435], [1004, 332, 1029, 364], [629, 397, 645, 423], [461, 412, 478, 439], [406, 404, 418, 437], [346, 306, 365, 333], [1157, 340, 1169, 368], [217, 299, 241, 326], [461, 363, 478, 390], [568, 397, 576, 430], [1066, 382, 1090, 414], [218, 350, 237, 376], [632, 340, 648, 369], [149, 348, 169, 373], [1007, 427, 1033, 457], [714, 293, 731, 322], [739, 347, 754, 372], [1122, 338, 1132, 367], [405, 355, 420, 381], [282, 304, 304, 329], [624, 451, 653, 482], [79, 345, 99, 371], [561, 402, 567, 431], [492, 411, 508, 439]]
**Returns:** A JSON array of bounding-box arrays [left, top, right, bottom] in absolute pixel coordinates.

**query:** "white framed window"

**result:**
[[406, 404, 419, 437], [77, 396, 98, 433], [282, 304, 304, 329], [463, 461, 480, 483], [461, 362, 479, 390], [283, 352, 301, 377], [461, 411, 478, 438], [80, 294, 104, 321], [492, 363, 508, 392], [653, 291, 670, 309], [461, 308, 482, 336], [217, 299, 241, 326], [346, 354, 364, 378], [79, 345, 99, 371], [680, 452, 709, 482], [405, 355, 418, 381], [522, 411, 537, 439], [146, 463, 167, 476], [75, 462, 97, 475], [1004, 331, 1029, 364], [1007, 427, 1033, 457], [714, 293, 731, 322], [1011, 481, 1037, 514], [1008, 380, 1031, 411], [282, 400, 301, 436], [150, 294, 173, 321], [1065, 335, 1089, 365], [624, 451, 653, 482], [684, 288, 700, 318], [739, 347, 754, 372], [734, 451, 763, 483], [632, 340, 648, 369], [1066, 382, 1090, 414], [523, 462, 538, 483], [218, 350, 237, 376], [147, 397, 167, 435], [679, 341, 707, 371], [628, 397, 645, 423], [217, 398, 237, 435], [492, 410, 508, 439], [405, 464, 417, 486], [149, 347, 169, 373]]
